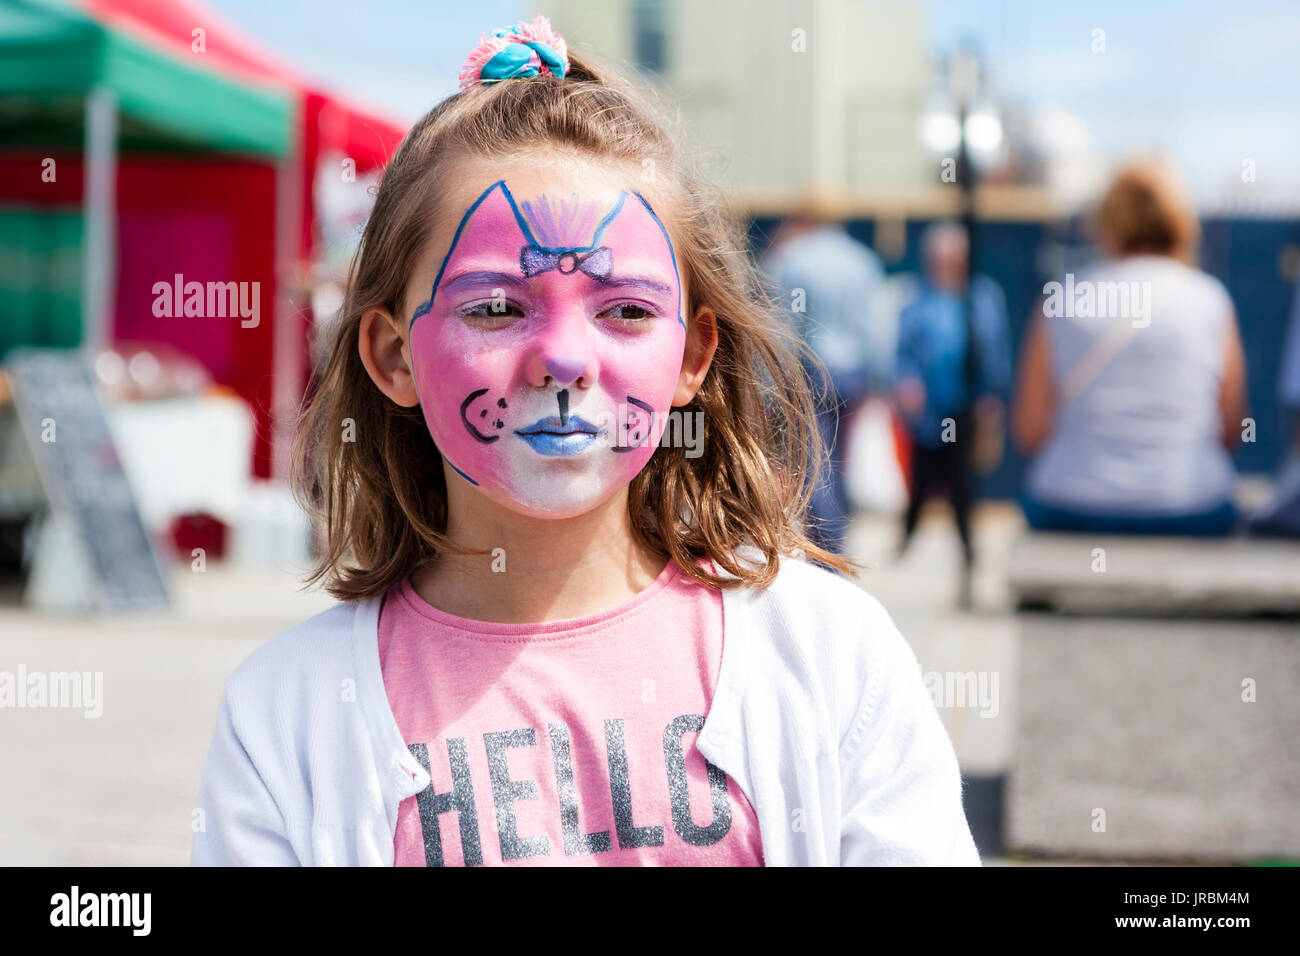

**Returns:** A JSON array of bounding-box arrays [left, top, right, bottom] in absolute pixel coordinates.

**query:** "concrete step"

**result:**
[[1009, 533, 1300, 616]]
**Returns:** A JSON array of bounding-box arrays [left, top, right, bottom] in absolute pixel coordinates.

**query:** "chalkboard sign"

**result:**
[[7, 349, 170, 611]]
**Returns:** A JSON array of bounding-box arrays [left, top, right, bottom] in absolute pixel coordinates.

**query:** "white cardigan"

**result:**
[[190, 555, 981, 866]]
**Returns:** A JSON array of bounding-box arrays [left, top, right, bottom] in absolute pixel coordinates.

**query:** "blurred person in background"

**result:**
[[894, 222, 1012, 607], [1283, 279, 1300, 441], [761, 206, 888, 556], [1248, 276, 1300, 536], [1013, 158, 1248, 535]]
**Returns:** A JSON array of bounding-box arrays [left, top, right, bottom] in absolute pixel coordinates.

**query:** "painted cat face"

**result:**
[[407, 173, 687, 517]]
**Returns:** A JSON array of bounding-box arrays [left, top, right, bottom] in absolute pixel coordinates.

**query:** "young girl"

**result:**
[[191, 15, 979, 867]]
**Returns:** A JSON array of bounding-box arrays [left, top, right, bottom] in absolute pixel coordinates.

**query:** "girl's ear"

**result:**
[[673, 304, 719, 406], [359, 308, 420, 408]]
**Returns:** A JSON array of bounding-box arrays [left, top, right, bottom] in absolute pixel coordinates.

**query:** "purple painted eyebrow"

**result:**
[[597, 275, 675, 296], [440, 271, 530, 293]]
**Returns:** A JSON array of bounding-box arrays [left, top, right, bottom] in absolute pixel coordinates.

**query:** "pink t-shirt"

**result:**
[[377, 559, 765, 867]]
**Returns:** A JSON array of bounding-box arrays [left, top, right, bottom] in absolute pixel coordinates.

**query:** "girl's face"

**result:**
[[402, 158, 691, 518]]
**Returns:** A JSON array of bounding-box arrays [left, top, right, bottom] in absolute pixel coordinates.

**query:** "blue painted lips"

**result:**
[[514, 415, 603, 456]]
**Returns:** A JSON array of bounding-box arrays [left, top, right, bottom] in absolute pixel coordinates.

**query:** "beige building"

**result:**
[[537, 0, 945, 217]]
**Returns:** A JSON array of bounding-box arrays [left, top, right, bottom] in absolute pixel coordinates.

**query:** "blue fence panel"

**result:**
[[749, 214, 1300, 500]]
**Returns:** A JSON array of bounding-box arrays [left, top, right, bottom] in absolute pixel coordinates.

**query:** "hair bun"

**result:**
[[458, 14, 569, 91]]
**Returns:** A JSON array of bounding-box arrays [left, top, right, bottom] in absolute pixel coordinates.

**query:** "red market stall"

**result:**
[[0, 0, 407, 477], [0, 0, 294, 452], [76, 0, 408, 477], [0, 0, 302, 594]]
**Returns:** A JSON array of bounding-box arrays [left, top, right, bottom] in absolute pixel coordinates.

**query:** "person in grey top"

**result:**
[[762, 209, 888, 555], [1013, 158, 1248, 534]]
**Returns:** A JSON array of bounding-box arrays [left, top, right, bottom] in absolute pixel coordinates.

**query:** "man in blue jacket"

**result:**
[[894, 222, 1011, 606]]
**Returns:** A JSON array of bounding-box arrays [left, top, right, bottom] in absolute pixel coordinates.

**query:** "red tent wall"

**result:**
[[0, 153, 280, 476], [115, 158, 278, 476], [15, 3, 407, 478]]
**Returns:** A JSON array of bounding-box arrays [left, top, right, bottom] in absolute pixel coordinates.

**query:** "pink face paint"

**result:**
[[408, 180, 687, 516]]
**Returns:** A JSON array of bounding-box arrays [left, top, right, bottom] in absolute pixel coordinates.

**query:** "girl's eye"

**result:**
[[459, 300, 525, 322], [600, 303, 656, 322]]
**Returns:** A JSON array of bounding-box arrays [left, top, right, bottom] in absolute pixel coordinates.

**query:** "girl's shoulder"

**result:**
[[721, 549, 913, 682], [222, 597, 372, 706], [717, 550, 926, 754], [722, 547, 895, 619]]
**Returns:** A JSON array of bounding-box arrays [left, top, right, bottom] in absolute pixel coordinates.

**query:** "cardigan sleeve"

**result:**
[[837, 612, 981, 866], [191, 688, 301, 866]]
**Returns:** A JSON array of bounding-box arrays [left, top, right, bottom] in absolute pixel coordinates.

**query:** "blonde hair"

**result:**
[[293, 49, 855, 600], [1094, 157, 1200, 265]]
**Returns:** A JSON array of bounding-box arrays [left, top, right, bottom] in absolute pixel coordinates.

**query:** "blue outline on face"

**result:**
[[409, 180, 685, 331], [446, 459, 479, 486]]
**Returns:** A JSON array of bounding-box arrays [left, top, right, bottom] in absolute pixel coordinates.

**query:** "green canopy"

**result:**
[[0, 0, 294, 156]]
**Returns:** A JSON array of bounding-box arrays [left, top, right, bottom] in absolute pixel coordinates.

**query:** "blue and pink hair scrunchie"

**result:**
[[458, 14, 569, 91]]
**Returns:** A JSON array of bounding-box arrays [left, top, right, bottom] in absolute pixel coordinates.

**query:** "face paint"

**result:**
[[408, 177, 687, 516]]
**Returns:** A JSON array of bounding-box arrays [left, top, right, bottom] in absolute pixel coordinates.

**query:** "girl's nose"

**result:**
[[546, 356, 586, 385], [525, 339, 598, 388]]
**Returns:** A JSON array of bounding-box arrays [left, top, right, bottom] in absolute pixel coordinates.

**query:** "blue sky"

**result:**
[[926, 0, 1300, 201], [205, 0, 523, 118], [206, 0, 1300, 202]]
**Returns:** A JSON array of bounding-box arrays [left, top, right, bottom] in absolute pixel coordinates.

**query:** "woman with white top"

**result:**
[[1012, 158, 1248, 535]]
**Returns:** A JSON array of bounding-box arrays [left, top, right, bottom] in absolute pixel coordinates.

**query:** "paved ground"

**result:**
[[0, 562, 334, 865], [0, 504, 1020, 866]]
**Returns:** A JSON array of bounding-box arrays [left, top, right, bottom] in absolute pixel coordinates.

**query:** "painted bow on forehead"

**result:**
[[520, 245, 612, 279], [410, 180, 684, 330]]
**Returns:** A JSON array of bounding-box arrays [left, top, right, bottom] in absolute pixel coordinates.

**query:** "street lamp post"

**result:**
[[950, 44, 982, 404], [921, 42, 1002, 429]]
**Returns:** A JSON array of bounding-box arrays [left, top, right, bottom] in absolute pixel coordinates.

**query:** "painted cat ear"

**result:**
[[598, 194, 685, 329], [414, 183, 530, 327], [443, 183, 532, 262]]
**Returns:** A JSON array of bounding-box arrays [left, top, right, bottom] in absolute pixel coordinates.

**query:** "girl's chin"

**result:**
[[445, 461, 642, 520], [482, 483, 629, 521]]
